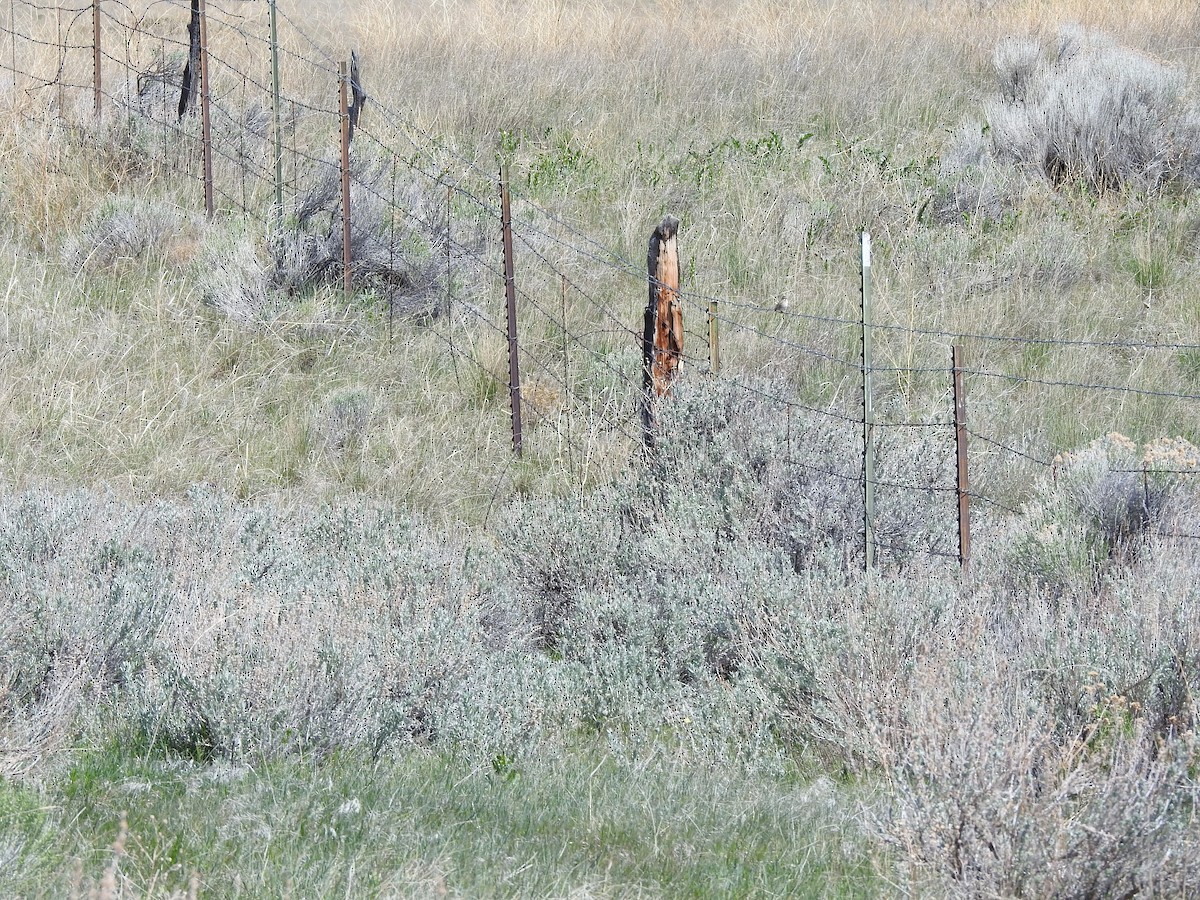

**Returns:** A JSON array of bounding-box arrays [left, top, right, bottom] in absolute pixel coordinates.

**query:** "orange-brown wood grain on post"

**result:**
[[649, 215, 682, 396], [641, 215, 682, 446]]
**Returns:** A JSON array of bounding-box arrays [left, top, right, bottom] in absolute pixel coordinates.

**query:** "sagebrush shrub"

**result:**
[[1001, 25, 1200, 193], [62, 196, 191, 272], [196, 223, 273, 322], [2, 400, 1197, 894], [319, 387, 374, 453], [941, 26, 1200, 214], [1000, 432, 1200, 592], [274, 149, 451, 321]]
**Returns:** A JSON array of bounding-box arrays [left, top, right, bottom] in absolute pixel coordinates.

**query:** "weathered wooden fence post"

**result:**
[[952, 345, 971, 568], [642, 215, 683, 446], [178, 0, 199, 119], [197, 0, 213, 218], [339, 61, 352, 295], [499, 164, 523, 457], [860, 231, 875, 570]]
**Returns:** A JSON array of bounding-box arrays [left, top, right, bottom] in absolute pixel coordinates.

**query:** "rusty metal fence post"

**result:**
[[499, 164, 523, 457], [339, 62, 353, 295], [953, 345, 971, 568]]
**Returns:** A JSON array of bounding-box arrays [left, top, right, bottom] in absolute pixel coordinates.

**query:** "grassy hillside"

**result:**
[[2, 0, 1200, 896], [1, 0, 1199, 515]]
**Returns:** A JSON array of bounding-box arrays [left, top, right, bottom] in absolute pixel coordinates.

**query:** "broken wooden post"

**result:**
[[641, 215, 683, 446], [178, 0, 200, 120]]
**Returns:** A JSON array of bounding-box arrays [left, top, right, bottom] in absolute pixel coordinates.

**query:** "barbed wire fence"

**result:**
[[2, 0, 1198, 570]]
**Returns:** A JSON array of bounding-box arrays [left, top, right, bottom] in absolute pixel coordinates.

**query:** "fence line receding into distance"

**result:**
[[1, 0, 1198, 568]]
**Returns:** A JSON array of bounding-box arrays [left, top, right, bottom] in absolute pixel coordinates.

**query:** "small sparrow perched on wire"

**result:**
[[774, 297, 789, 313]]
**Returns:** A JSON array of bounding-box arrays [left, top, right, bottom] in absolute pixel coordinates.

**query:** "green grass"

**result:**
[[4, 744, 876, 898]]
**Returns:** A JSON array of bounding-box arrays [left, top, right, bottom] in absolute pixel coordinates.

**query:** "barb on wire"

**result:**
[[966, 428, 1056, 468], [966, 367, 1200, 402], [1111, 467, 1200, 476], [1153, 528, 1200, 542], [709, 307, 860, 370], [873, 540, 959, 561], [702, 291, 861, 328], [867, 318, 1200, 353], [966, 491, 1023, 517], [723, 377, 860, 426]]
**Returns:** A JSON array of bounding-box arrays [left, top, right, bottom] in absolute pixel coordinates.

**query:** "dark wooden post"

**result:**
[[197, 0, 213, 218], [500, 165, 523, 457], [952, 345, 971, 568], [641, 215, 682, 445], [339, 62, 352, 295], [178, 0, 200, 120]]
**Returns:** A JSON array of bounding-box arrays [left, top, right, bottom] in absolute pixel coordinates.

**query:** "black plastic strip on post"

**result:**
[[953, 345, 971, 568], [500, 166, 523, 457], [347, 50, 366, 143]]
